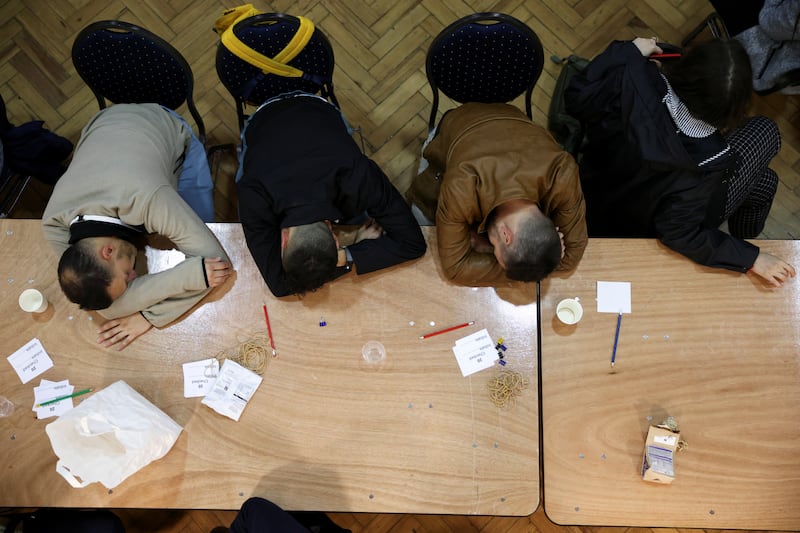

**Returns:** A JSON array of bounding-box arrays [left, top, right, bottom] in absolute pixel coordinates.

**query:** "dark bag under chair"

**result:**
[[547, 54, 590, 156]]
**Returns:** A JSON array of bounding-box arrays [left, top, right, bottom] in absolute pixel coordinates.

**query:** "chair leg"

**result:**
[[0, 174, 32, 218], [682, 13, 727, 47], [206, 144, 238, 187]]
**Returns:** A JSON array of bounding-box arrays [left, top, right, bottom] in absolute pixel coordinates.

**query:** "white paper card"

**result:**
[[7, 338, 54, 384], [201, 359, 262, 421], [597, 281, 632, 313], [33, 379, 74, 419], [452, 329, 498, 377], [183, 358, 220, 398]]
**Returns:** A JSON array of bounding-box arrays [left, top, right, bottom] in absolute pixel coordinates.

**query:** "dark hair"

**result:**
[[662, 39, 752, 132], [282, 222, 338, 295], [501, 214, 561, 282], [57, 240, 114, 310]]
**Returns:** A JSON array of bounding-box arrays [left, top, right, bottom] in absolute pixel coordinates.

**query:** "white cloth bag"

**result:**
[[45, 380, 182, 489]]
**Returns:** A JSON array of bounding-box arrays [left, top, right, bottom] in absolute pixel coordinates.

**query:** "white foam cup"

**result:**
[[556, 297, 583, 325], [19, 288, 48, 313]]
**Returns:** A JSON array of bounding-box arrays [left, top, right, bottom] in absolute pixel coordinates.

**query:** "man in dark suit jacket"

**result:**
[[236, 92, 426, 296]]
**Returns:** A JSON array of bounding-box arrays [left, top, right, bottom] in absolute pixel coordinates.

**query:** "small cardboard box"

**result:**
[[641, 424, 680, 484]]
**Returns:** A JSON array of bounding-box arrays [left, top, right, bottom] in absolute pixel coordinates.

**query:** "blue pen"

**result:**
[[611, 311, 623, 367]]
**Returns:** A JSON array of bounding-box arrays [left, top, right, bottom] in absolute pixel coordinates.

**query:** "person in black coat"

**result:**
[[236, 92, 426, 296], [565, 38, 795, 287]]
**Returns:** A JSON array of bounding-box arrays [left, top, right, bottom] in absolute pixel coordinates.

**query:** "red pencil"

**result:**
[[649, 53, 681, 59], [262, 303, 277, 356], [420, 321, 475, 340]]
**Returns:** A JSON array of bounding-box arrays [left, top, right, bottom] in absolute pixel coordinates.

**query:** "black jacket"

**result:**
[[237, 96, 426, 296], [565, 41, 759, 272]]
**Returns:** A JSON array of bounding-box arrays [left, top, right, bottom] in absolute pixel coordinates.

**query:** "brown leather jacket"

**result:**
[[411, 103, 587, 286]]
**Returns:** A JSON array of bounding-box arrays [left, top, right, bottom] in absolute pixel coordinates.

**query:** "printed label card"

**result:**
[[7, 338, 54, 384], [452, 328, 498, 377]]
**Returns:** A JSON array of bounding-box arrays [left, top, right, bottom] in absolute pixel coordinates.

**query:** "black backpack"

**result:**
[[0, 93, 73, 185]]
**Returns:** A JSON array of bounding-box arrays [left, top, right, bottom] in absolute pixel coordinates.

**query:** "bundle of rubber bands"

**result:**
[[487, 370, 529, 408], [214, 334, 274, 375]]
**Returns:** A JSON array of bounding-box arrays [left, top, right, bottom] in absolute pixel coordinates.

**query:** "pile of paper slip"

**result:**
[[183, 358, 262, 422]]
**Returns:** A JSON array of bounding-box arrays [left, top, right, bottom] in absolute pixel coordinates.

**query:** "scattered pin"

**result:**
[[578, 453, 585, 459], [6, 230, 12, 235], [643, 334, 650, 340], [7, 278, 12, 284], [409, 321, 415, 326], [319, 317, 327, 327], [27, 279, 34, 284], [429, 321, 435, 326]]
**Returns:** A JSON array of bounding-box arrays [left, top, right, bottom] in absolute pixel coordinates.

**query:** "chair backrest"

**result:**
[[215, 12, 338, 131], [425, 12, 544, 133], [71, 20, 205, 143]]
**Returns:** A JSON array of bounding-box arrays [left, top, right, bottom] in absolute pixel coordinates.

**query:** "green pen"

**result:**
[[35, 388, 93, 408]]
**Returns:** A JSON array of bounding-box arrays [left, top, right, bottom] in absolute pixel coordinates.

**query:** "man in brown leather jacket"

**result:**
[[408, 102, 588, 286]]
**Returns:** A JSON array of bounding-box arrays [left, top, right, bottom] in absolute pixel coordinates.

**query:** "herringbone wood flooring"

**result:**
[[1, 1, 797, 531]]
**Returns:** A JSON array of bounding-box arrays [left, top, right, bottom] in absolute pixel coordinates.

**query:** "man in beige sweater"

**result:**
[[42, 104, 231, 350]]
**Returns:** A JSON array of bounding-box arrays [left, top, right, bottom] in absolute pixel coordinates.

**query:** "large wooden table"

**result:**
[[0, 221, 539, 514], [541, 239, 800, 530]]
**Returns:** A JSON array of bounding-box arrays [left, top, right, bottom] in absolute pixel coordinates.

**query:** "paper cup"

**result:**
[[556, 297, 583, 325], [19, 288, 48, 313], [361, 340, 386, 364]]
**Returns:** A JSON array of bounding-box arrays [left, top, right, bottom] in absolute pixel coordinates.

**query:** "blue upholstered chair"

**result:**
[[425, 12, 545, 133], [215, 12, 338, 132], [71, 20, 206, 143]]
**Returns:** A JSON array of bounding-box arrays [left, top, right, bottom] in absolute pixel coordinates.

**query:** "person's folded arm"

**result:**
[[654, 189, 759, 272], [343, 156, 426, 273], [565, 40, 647, 123], [99, 253, 222, 326], [143, 186, 229, 262], [546, 153, 588, 271], [435, 171, 506, 286], [41, 217, 71, 258], [238, 183, 292, 297]]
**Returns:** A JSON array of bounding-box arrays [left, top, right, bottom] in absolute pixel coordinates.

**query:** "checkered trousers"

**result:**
[[723, 116, 781, 238]]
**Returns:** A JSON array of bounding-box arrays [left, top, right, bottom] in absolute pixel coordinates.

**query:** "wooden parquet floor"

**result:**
[[1, 1, 797, 532]]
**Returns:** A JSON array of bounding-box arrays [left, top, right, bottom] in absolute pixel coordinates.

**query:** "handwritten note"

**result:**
[[597, 281, 632, 313], [452, 328, 498, 377], [183, 358, 220, 398], [7, 338, 54, 384]]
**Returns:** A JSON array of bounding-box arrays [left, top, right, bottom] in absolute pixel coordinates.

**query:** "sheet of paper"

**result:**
[[452, 328, 498, 377], [597, 281, 632, 313], [6, 338, 54, 384], [183, 358, 220, 398], [201, 359, 262, 421], [32, 379, 74, 419]]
